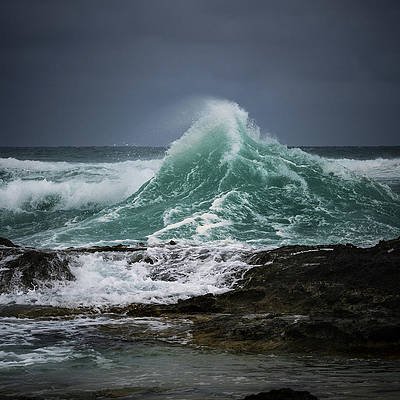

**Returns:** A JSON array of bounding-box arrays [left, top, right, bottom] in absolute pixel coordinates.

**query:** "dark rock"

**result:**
[[0, 249, 75, 293], [142, 256, 154, 264], [240, 237, 400, 315], [162, 238, 400, 356], [0, 237, 18, 247], [66, 244, 146, 253], [169, 240, 177, 245], [0, 304, 89, 318], [367, 324, 400, 342], [126, 252, 155, 264], [175, 293, 221, 313], [242, 388, 318, 400]]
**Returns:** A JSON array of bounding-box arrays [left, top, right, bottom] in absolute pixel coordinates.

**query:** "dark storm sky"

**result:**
[[1, 0, 400, 146]]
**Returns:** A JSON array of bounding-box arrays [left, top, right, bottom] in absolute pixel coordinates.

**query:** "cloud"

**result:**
[[1, 0, 400, 146]]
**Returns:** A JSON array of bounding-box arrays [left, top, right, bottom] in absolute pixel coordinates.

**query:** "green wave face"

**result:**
[[35, 101, 400, 247]]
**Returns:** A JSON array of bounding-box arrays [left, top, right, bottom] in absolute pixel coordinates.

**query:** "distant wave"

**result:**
[[0, 158, 161, 211], [0, 157, 73, 171], [332, 157, 400, 180]]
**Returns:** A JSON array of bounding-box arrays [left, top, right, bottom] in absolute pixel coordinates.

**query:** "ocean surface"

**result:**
[[1, 101, 400, 398]]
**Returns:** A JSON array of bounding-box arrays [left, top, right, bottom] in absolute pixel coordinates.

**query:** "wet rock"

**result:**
[[0, 249, 75, 293], [242, 388, 318, 400], [0, 237, 148, 294], [121, 294, 222, 316], [0, 237, 18, 247], [189, 312, 400, 356], [240, 237, 400, 315], [0, 304, 89, 318], [174, 293, 221, 313], [126, 252, 154, 265], [142, 255, 155, 264], [66, 243, 146, 253], [151, 237, 400, 356], [367, 324, 400, 342]]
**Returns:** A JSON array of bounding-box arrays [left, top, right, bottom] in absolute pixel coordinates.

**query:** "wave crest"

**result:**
[[0, 159, 161, 212]]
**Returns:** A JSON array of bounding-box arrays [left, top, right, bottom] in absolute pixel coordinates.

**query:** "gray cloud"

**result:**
[[1, 0, 400, 146]]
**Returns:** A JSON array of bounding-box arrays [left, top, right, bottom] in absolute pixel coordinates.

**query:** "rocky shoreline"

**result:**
[[0, 236, 399, 359]]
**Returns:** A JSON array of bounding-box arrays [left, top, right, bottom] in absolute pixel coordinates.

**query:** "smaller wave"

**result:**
[[0, 159, 161, 211], [0, 157, 72, 172], [332, 158, 400, 180]]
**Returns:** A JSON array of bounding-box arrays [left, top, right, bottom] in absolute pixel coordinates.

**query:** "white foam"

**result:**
[[0, 244, 252, 307], [291, 248, 334, 256], [166, 99, 258, 164], [151, 211, 232, 243], [0, 347, 74, 368], [195, 213, 230, 235], [0, 159, 162, 211], [0, 157, 72, 171], [323, 157, 400, 180]]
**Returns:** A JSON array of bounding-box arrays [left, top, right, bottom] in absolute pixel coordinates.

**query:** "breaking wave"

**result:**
[[0, 158, 161, 211], [7, 99, 396, 248], [333, 157, 400, 180]]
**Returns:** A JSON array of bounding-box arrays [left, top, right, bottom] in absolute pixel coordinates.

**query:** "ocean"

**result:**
[[1, 101, 400, 398]]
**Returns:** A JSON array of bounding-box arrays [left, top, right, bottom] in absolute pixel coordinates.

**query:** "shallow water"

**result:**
[[0, 315, 399, 399]]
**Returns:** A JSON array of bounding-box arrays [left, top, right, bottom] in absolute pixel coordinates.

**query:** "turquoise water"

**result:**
[[1, 101, 399, 248]]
